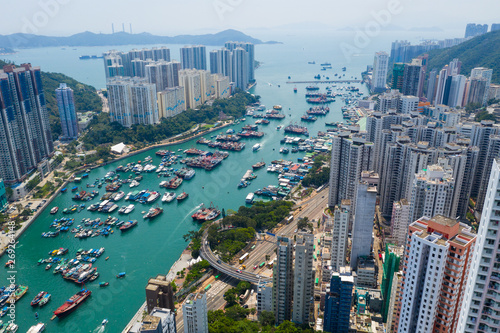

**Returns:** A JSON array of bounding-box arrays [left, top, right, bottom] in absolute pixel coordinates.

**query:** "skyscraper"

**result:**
[[434, 67, 449, 105], [231, 47, 249, 90], [468, 67, 493, 105], [401, 59, 422, 97], [209, 48, 232, 78], [225, 41, 255, 81], [323, 268, 354, 333], [272, 236, 294, 325], [180, 46, 207, 70], [292, 233, 315, 325], [446, 74, 467, 107], [397, 215, 476, 333], [391, 63, 405, 91], [179, 69, 203, 109], [182, 292, 208, 333], [372, 51, 389, 92], [426, 69, 438, 103], [464, 23, 489, 38], [0, 64, 54, 185], [145, 60, 181, 92], [157, 86, 186, 119], [390, 199, 411, 245], [331, 201, 350, 271], [492, 23, 500, 32], [350, 179, 377, 269], [55, 83, 78, 140], [107, 77, 159, 127], [328, 132, 373, 207], [457, 158, 500, 333]]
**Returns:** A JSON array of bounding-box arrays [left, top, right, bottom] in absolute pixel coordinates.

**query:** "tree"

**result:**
[[297, 217, 312, 231], [275, 321, 298, 332], [224, 290, 238, 307], [258, 310, 275, 327], [224, 305, 250, 321]]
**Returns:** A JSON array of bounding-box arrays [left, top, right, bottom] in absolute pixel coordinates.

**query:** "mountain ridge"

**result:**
[[0, 29, 279, 48]]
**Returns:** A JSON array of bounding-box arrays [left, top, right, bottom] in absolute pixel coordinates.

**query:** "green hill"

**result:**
[[0, 60, 102, 138], [425, 30, 500, 83]]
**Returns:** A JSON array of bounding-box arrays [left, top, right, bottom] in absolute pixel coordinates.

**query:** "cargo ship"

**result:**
[[53, 289, 91, 318], [305, 86, 319, 91], [301, 115, 317, 122]]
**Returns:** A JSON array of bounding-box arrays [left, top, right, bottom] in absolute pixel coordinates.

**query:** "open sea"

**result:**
[[1, 29, 454, 332]]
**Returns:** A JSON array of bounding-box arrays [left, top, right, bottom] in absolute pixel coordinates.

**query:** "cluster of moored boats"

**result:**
[[191, 203, 221, 222]]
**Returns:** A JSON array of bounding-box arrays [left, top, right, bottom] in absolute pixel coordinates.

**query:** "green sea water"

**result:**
[[0, 32, 385, 332]]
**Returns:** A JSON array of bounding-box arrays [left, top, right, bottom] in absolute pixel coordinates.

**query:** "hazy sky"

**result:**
[[2, 0, 499, 37]]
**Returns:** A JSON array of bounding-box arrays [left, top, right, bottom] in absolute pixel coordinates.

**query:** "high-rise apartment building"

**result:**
[[350, 179, 377, 269], [476, 135, 500, 212], [469, 67, 493, 105], [209, 48, 232, 78], [397, 215, 476, 333], [331, 201, 350, 271], [464, 23, 489, 38], [390, 199, 411, 245], [0, 64, 54, 185], [157, 86, 186, 119], [446, 74, 467, 107], [182, 292, 208, 333], [323, 268, 354, 333], [401, 59, 423, 97], [328, 132, 373, 207], [231, 47, 249, 90], [225, 41, 255, 81], [272, 236, 294, 325], [292, 233, 315, 324], [55, 83, 78, 140], [107, 77, 159, 127], [457, 158, 500, 333], [434, 67, 449, 105], [257, 283, 273, 314], [491, 23, 500, 32], [179, 70, 203, 109], [180, 46, 207, 70], [426, 69, 438, 103], [392, 63, 405, 91], [145, 275, 176, 313], [372, 51, 389, 92], [145, 60, 181, 92]]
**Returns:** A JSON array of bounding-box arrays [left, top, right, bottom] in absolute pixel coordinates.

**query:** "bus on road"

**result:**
[[239, 253, 250, 264], [205, 284, 212, 291], [259, 261, 266, 268]]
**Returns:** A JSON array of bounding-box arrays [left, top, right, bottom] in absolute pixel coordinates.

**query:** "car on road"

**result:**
[[253, 265, 258, 270], [237, 269, 242, 273], [217, 259, 221, 264]]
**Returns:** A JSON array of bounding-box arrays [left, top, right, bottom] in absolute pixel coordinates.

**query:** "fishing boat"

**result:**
[[119, 220, 138, 231], [162, 192, 176, 203], [9, 285, 28, 302], [53, 289, 91, 318], [143, 207, 163, 219], [146, 191, 160, 203], [99, 282, 109, 287], [26, 323, 45, 333], [116, 272, 126, 278], [50, 207, 58, 214], [252, 143, 261, 151], [5, 323, 18, 332], [176, 192, 188, 202], [38, 293, 51, 307], [30, 291, 47, 307], [60, 188, 67, 193], [252, 161, 266, 169]]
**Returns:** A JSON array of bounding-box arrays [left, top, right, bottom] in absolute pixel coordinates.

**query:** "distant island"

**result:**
[[0, 47, 15, 54], [0, 29, 280, 49]]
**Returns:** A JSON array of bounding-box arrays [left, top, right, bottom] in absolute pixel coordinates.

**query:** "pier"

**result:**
[[286, 80, 362, 84]]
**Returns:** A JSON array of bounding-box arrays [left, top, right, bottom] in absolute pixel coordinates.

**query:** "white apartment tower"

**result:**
[[292, 233, 315, 325], [391, 199, 411, 246], [457, 158, 500, 333], [372, 51, 389, 92], [331, 201, 350, 271], [272, 236, 294, 325], [183, 292, 208, 333]]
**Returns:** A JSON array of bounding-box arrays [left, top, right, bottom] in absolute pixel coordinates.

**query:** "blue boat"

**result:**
[[61, 188, 67, 193], [116, 272, 126, 278]]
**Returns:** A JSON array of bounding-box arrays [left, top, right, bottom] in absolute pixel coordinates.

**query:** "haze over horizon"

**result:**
[[2, 0, 499, 38]]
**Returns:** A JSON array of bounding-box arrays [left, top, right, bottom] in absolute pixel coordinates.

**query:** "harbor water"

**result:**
[[0, 30, 449, 332]]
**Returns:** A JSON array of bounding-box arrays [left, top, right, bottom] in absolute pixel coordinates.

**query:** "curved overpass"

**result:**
[[200, 227, 272, 284]]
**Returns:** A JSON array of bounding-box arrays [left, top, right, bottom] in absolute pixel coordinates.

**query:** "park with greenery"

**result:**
[[301, 155, 330, 188], [81, 91, 259, 149]]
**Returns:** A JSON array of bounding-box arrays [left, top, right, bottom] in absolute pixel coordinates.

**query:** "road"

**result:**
[[200, 188, 330, 284]]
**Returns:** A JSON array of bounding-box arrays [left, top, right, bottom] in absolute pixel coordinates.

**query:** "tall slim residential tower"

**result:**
[[180, 46, 207, 70], [209, 48, 232, 78], [272, 236, 294, 325], [469, 67, 493, 105], [457, 158, 500, 333], [225, 41, 255, 81], [390, 199, 411, 245], [426, 69, 438, 103], [182, 292, 208, 333], [178, 70, 203, 109], [446, 74, 467, 107], [350, 179, 377, 269], [328, 132, 373, 207], [464, 23, 488, 38], [331, 201, 350, 271], [372, 51, 389, 92], [401, 58, 423, 97], [55, 83, 78, 140], [0, 64, 54, 185], [292, 233, 315, 325], [397, 216, 476, 333], [231, 47, 249, 90], [323, 268, 354, 333], [434, 67, 449, 105]]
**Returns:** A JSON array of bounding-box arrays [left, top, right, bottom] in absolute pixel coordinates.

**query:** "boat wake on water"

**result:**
[[92, 325, 105, 333]]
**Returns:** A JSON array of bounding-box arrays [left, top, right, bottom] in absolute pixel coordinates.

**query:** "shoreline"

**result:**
[[0, 119, 236, 256]]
